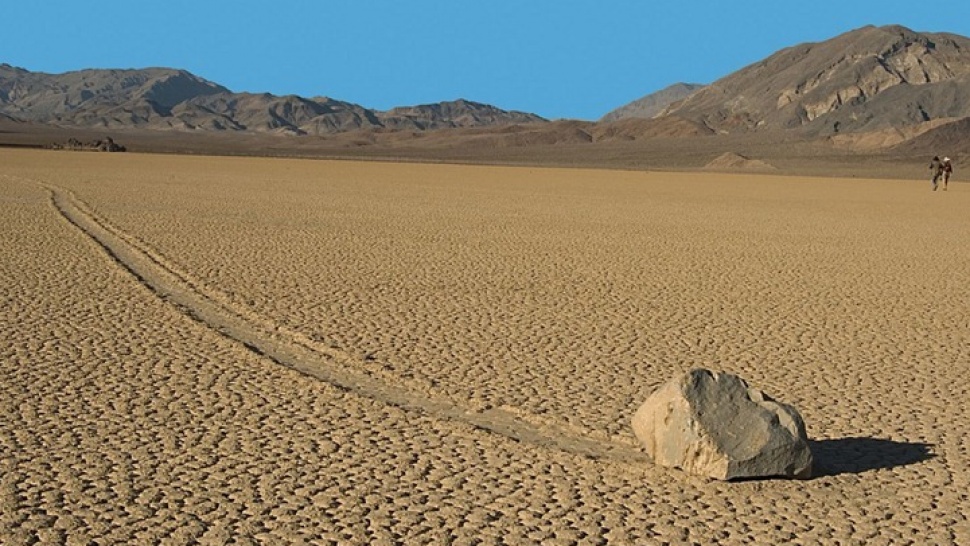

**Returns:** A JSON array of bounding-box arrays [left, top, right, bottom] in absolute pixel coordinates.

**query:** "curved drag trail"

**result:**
[[43, 181, 646, 463]]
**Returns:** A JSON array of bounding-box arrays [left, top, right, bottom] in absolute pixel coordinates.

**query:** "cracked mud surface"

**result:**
[[2, 149, 970, 544]]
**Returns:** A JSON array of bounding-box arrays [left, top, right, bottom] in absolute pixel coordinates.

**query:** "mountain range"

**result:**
[[0, 64, 543, 135], [2, 24, 970, 154]]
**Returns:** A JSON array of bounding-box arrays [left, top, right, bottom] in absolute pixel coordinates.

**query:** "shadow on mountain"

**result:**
[[810, 437, 935, 477]]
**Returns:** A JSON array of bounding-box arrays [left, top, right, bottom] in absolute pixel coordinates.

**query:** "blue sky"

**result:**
[[6, 1, 970, 120]]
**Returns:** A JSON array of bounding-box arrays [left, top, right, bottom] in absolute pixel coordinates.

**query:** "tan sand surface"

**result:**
[[2, 148, 970, 544]]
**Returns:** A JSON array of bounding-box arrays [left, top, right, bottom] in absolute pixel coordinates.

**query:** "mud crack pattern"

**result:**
[[3, 150, 970, 544]]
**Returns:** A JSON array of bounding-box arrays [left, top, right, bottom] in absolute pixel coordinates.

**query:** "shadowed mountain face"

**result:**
[[659, 25, 970, 136], [0, 64, 545, 134]]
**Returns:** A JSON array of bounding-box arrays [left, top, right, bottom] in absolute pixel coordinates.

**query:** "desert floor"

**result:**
[[2, 148, 970, 545]]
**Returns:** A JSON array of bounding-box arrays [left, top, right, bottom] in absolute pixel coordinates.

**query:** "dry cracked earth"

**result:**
[[2, 149, 970, 544]]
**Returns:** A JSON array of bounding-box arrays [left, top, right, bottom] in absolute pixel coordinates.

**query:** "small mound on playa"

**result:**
[[704, 152, 776, 171]]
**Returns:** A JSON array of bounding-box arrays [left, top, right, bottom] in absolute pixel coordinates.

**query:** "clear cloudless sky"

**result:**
[[5, 1, 970, 120]]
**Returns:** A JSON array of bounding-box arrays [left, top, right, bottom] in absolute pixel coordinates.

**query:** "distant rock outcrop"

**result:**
[[379, 99, 545, 130], [703, 152, 776, 171], [50, 136, 126, 152], [632, 369, 813, 481], [600, 83, 705, 122]]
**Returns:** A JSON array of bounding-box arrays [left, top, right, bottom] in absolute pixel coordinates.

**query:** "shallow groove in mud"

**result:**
[[45, 182, 646, 462]]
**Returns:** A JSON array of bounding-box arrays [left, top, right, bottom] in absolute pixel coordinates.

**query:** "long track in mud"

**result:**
[[43, 180, 647, 463]]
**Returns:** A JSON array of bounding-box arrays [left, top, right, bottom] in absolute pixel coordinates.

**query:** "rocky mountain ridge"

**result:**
[[0, 64, 544, 135], [655, 25, 970, 137]]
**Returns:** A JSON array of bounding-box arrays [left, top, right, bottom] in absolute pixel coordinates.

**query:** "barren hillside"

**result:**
[[659, 25, 970, 136], [0, 64, 545, 135]]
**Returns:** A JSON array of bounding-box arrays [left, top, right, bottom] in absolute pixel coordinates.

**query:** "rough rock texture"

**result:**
[[632, 369, 813, 480], [658, 25, 970, 136]]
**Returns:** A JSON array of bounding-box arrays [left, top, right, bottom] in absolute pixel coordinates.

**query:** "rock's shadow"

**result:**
[[810, 437, 935, 477]]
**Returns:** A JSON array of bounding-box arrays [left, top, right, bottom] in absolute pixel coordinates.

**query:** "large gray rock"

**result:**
[[632, 369, 813, 480]]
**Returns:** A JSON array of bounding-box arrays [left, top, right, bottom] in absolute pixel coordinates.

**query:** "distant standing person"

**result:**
[[942, 157, 953, 190], [930, 156, 944, 191]]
